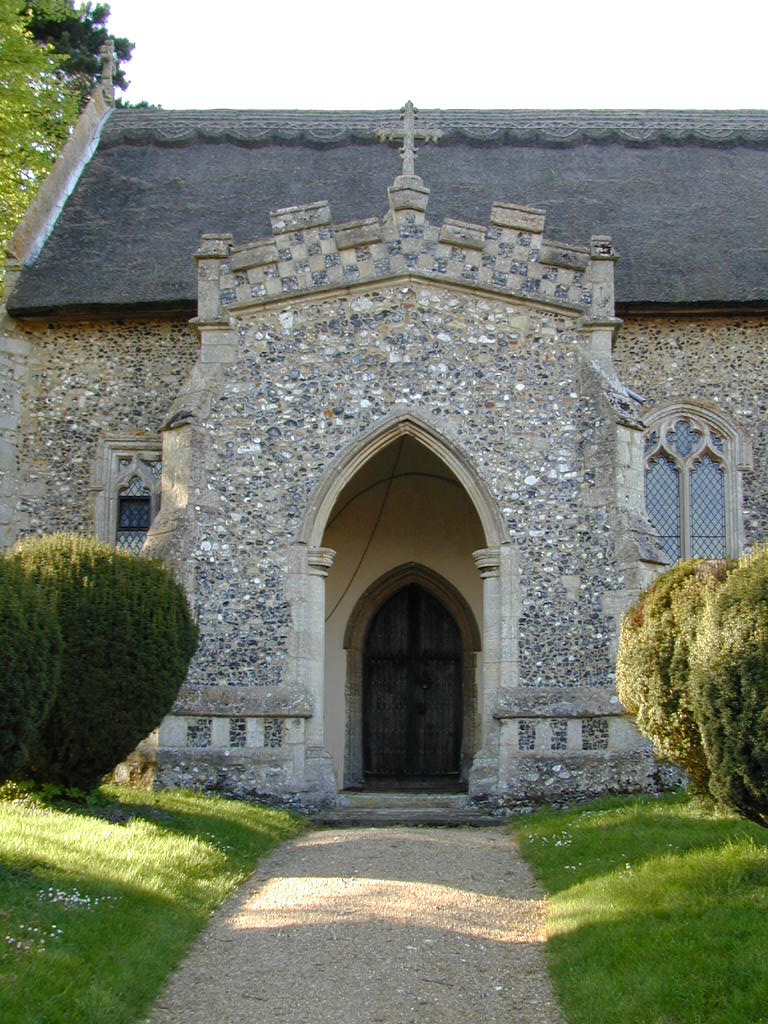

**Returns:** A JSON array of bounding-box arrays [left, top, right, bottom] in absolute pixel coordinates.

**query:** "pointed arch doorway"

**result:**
[[344, 563, 481, 790], [291, 411, 517, 797], [364, 582, 463, 785]]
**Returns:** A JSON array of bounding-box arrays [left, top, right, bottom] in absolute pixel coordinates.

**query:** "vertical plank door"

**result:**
[[363, 584, 462, 780]]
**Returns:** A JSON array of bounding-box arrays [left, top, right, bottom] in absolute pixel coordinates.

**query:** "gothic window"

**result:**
[[117, 473, 154, 552], [93, 437, 162, 552], [644, 402, 751, 563]]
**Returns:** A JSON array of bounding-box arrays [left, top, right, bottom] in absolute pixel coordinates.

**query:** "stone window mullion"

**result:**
[[679, 453, 692, 560]]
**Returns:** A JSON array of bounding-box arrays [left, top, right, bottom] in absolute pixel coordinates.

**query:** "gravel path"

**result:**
[[147, 827, 564, 1024]]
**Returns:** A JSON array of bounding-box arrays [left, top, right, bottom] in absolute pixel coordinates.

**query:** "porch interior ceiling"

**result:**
[[322, 437, 486, 627]]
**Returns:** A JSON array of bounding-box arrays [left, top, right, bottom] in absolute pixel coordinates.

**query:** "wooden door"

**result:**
[[363, 584, 463, 780]]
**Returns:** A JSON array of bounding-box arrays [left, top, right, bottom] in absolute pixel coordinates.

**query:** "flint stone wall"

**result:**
[[11, 238, 768, 807], [614, 314, 768, 548], [140, 229, 662, 805], [159, 286, 628, 698], [1, 316, 198, 545], [11, 304, 763, 805]]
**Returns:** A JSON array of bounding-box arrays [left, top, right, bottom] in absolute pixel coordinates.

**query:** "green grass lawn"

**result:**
[[0, 784, 303, 1024], [514, 793, 768, 1024]]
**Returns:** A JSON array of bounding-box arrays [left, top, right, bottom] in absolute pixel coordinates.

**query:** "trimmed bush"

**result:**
[[0, 558, 61, 780], [9, 534, 198, 789], [616, 559, 731, 790], [692, 545, 768, 826]]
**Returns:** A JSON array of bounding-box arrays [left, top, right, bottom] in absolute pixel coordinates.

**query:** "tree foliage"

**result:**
[[0, 0, 78, 271], [26, 2, 134, 110], [0, 555, 61, 779], [9, 534, 198, 789], [618, 549, 768, 827], [1, 2, 135, 283], [616, 560, 731, 790], [692, 545, 768, 827]]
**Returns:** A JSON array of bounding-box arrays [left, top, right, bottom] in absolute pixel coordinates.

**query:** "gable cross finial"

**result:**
[[375, 101, 443, 179], [99, 40, 115, 106], [400, 100, 418, 176]]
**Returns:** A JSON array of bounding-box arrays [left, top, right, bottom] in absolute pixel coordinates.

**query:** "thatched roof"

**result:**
[[8, 108, 768, 316]]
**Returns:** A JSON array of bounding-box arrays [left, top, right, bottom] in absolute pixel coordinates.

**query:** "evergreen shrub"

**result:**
[[692, 545, 768, 826], [10, 534, 198, 789], [616, 559, 731, 790], [0, 557, 61, 779]]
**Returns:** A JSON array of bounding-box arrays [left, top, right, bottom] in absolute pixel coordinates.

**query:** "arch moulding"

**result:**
[[297, 409, 509, 549]]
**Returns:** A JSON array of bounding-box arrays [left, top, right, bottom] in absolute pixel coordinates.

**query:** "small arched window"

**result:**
[[93, 437, 162, 553], [644, 401, 752, 563]]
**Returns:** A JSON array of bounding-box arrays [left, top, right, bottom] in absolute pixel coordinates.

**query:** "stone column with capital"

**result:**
[[470, 543, 521, 797], [295, 545, 338, 804], [473, 547, 501, 742], [305, 546, 335, 746]]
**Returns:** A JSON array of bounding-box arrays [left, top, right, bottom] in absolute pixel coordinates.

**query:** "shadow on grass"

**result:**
[[0, 787, 303, 1024], [7, 782, 302, 853], [516, 794, 768, 1024], [1, 853, 212, 1024], [3, 800, 304, 928], [546, 854, 768, 1024]]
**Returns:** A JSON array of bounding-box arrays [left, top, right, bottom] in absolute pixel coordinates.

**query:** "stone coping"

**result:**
[[493, 686, 627, 718], [171, 686, 312, 717]]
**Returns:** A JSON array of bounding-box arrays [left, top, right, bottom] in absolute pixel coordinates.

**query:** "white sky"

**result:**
[[105, 0, 768, 110]]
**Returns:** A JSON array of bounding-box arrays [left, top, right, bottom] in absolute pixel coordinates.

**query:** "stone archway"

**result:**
[[284, 410, 521, 799], [297, 410, 509, 549], [343, 563, 481, 788]]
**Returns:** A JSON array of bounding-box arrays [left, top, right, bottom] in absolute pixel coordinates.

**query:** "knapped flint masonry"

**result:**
[[2, 71, 765, 807]]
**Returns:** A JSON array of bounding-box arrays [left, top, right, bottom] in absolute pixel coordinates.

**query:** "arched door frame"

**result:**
[[284, 410, 521, 797], [344, 563, 481, 787]]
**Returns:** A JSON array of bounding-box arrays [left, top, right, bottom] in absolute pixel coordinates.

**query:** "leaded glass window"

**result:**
[[644, 405, 749, 563], [690, 455, 726, 558], [117, 477, 152, 553], [667, 420, 701, 457], [95, 440, 162, 553], [645, 454, 681, 563]]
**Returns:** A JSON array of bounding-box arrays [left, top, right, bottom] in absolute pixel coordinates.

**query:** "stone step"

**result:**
[[310, 791, 506, 827], [337, 791, 469, 808]]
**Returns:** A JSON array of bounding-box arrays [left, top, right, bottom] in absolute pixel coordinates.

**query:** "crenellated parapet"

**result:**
[[195, 187, 618, 323]]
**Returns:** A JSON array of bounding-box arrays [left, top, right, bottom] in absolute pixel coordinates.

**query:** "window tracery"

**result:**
[[644, 402, 751, 563]]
